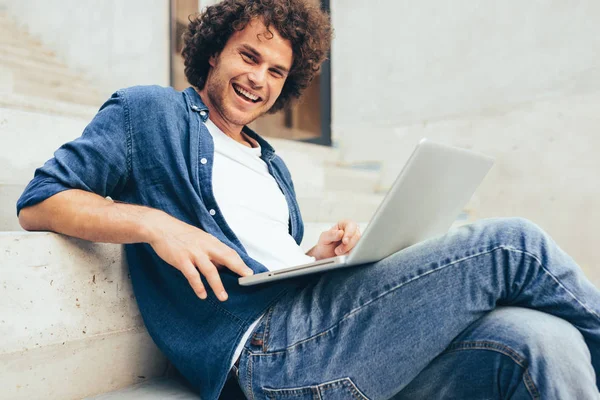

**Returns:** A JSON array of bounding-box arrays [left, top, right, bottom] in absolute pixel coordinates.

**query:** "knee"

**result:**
[[459, 307, 591, 369], [511, 309, 589, 365], [440, 307, 597, 397], [500, 217, 540, 234], [480, 217, 546, 248]]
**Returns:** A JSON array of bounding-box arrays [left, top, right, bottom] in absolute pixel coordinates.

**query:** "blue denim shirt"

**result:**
[[16, 86, 304, 400]]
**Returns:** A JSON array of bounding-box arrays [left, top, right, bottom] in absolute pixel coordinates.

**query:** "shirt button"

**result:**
[[200, 110, 207, 117], [200, 158, 207, 164], [191, 105, 199, 111], [209, 209, 216, 216]]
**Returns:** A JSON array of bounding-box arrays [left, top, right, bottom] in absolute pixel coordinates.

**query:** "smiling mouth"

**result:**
[[233, 83, 262, 103]]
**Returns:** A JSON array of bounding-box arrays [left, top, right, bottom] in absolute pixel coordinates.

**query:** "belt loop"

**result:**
[[248, 305, 274, 352]]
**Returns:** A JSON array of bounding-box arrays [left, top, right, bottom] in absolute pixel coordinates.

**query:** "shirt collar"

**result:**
[[183, 87, 210, 122], [243, 125, 276, 161], [184, 86, 277, 161]]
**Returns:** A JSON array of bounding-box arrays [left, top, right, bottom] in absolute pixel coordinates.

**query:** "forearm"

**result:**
[[18, 189, 164, 244]]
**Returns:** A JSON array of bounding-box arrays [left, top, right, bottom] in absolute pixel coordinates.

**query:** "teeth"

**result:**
[[234, 84, 259, 101]]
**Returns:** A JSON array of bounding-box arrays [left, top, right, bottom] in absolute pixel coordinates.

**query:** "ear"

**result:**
[[208, 53, 218, 68]]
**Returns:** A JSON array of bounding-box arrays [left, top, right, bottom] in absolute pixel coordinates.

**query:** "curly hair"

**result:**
[[182, 0, 333, 113]]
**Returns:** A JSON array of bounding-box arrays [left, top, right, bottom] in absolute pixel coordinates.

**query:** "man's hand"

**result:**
[[306, 219, 362, 261], [19, 189, 252, 303], [147, 213, 254, 301]]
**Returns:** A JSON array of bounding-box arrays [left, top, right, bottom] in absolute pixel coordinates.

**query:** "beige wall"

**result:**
[[331, 1, 600, 283]]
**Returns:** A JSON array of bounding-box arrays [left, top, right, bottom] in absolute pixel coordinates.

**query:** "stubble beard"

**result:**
[[205, 75, 270, 127]]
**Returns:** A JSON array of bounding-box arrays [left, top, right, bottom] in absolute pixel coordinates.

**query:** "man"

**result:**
[[17, 0, 600, 399]]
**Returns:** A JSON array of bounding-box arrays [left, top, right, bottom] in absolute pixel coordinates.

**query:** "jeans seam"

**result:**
[[118, 89, 133, 181], [257, 245, 512, 354], [206, 295, 244, 324], [262, 305, 275, 353], [259, 244, 599, 354], [262, 377, 370, 400], [442, 340, 527, 367], [442, 340, 540, 400], [343, 378, 371, 400], [316, 377, 369, 400], [501, 245, 600, 321], [246, 350, 254, 400], [522, 369, 541, 400]]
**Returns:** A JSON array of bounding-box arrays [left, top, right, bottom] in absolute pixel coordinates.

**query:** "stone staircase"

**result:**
[[0, 12, 106, 106], [1, 232, 168, 399], [0, 11, 381, 400]]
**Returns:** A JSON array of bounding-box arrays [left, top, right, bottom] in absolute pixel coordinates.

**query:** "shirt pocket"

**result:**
[[262, 377, 370, 400]]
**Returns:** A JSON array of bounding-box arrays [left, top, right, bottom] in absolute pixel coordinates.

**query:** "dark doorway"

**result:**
[[170, 0, 199, 91]]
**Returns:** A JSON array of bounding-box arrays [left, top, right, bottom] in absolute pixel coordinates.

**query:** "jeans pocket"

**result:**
[[262, 377, 370, 400]]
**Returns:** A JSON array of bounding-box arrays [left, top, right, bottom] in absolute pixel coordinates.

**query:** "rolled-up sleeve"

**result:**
[[16, 91, 131, 216]]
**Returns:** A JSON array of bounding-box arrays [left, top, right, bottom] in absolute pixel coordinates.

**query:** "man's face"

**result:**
[[203, 19, 293, 128]]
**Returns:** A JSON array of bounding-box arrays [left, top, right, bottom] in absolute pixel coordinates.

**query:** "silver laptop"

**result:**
[[239, 138, 494, 286]]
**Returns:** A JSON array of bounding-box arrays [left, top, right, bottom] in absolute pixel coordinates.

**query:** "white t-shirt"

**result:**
[[205, 119, 315, 370]]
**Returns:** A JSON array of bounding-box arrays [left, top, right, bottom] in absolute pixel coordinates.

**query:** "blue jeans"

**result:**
[[235, 218, 600, 399]]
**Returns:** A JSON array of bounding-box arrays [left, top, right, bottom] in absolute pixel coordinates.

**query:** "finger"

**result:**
[[336, 230, 361, 255], [210, 245, 254, 278], [322, 226, 344, 244], [336, 219, 354, 231], [346, 230, 362, 251], [180, 260, 207, 299], [195, 254, 229, 302], [335, 220, 356, 242], [341, 222, 359, 245]]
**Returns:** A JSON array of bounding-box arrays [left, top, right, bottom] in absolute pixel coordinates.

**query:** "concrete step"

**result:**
[[0, 65, 105, 107], [324, 164, 382, 193], [1, 50, 92, 84], [264, 138, 351, 197], [0, 64, 13, 92], [0, 10, 24, 27], [12, 79, 106, 107], [269, 137, 341, 168], [0, 17, 44, 48], [0, 14, 105, 106], [297, 189, 385, 223], [0, 221, 350, 399], [267, 138, 329, 193], [0, 43, 65, 67], [3, 62, 106, 106], [85, 378, 200, 400], [0, 107, 90, 185], [2, 326, 166, 400], [0, 92, 98, 119], [0, 231, 169, 399], [0, 184, 23, 231], [0, 33, 43, 48]]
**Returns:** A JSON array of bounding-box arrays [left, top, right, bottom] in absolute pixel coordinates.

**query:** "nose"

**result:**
[[248, 66, 267, 88]]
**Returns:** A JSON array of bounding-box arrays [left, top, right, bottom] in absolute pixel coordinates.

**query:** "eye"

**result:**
[[270, 69, 284, 79], [241, 52, 257, 64]]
